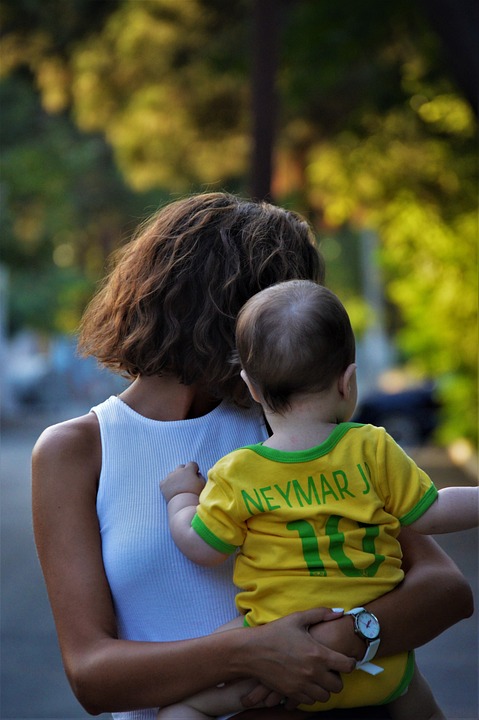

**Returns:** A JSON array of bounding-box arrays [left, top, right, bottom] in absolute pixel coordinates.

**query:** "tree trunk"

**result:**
[[250, 0, 283, 201]]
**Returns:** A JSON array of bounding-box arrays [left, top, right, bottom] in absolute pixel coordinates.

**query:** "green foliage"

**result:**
[[0, 74, 162, 334], [46, 0, 251, 190], [0, 0, 477, 444], [304, 90, 477, 445], [8, 266, 93, 335]]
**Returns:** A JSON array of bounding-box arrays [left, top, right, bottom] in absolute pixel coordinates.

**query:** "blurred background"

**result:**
[[0, 0, 477, 718], [0, 0, 477, 453]]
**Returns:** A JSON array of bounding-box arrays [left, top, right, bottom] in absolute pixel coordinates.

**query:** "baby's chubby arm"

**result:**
[[160, 462, 229, 567], [160, 461, 206, 502], [411, 486, 478, 534]]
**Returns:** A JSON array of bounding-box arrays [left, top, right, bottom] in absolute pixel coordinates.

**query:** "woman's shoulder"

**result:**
[[32, 411, 101, 480]]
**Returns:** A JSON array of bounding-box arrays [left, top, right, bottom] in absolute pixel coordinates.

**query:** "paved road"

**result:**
[[1, 407, 477, 720]]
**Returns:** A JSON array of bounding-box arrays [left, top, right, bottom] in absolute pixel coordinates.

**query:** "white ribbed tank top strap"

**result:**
[[92, 395, 267, 720]]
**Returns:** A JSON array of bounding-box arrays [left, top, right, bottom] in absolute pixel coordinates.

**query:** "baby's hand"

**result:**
[[160, 461, 206, 502]]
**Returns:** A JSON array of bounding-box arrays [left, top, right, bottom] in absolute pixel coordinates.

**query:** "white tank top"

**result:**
[[93, 395, 268, 720]]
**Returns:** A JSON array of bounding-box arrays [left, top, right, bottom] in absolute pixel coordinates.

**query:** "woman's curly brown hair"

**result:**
[[78, 192, 325, 403]]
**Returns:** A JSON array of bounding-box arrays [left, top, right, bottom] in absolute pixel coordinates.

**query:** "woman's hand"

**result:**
[[236, 608, 355, 708], [309, 613, 366, 662]]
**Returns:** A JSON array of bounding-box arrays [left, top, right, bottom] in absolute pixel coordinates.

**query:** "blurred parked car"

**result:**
[[353, 381, 440, 448]]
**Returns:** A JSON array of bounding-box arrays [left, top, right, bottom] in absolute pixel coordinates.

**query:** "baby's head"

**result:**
[[235, 280, 356, 413]]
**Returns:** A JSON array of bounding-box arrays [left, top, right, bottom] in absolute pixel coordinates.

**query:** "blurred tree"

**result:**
[[0, 0, 476, 443], [0, 75, 161, 334], [52, 0, 252, 191], [282, 2, 477, 445]]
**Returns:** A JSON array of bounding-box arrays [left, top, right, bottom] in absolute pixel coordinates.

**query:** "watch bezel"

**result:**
[[353, 610, 380, 641]]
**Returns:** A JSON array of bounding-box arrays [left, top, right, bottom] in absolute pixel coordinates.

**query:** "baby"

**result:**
[[159, 280, 478, 719]]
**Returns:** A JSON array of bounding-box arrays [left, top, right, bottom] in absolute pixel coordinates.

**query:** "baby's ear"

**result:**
[[240, 370, 262, 403], [338, 363, 357, 398]]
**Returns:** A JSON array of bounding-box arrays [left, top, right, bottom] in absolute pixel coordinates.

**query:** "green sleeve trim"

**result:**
[[191, 514, 237, 555], [400, 485, 439, 526]]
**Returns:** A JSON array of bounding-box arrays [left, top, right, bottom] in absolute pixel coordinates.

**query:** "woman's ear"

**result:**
[[338, 363, 357, 398], [240, 369, 262, 403]]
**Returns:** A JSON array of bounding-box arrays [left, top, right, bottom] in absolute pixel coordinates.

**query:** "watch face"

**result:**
[[356, 611, 380, 640]]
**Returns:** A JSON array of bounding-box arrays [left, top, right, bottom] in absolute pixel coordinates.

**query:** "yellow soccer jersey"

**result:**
[[191, 422, 437, 627]]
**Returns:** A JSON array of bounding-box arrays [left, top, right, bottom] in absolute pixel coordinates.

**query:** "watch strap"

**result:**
[[360, 636, 380, 663], [357, 659, 384, 675], [345, 608, 383, 674], [355, 638, 383, 674]]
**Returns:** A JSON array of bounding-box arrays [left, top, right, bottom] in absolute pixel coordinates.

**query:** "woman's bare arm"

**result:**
[[369, 527, 473, 656], [237, 528, 473, 717], [306, 526, 473, 662], [32, 414, 354, 715]]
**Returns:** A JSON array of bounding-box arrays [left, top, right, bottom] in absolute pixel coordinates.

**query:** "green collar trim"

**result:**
[[243, 422, 363, 463]]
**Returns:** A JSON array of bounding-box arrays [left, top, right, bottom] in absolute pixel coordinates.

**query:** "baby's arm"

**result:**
[[160, 462, 229, 566], [410, 486, 478, 534]]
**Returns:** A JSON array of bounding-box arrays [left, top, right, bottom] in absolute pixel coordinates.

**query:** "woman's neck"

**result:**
[[119, 375, 220, 421]]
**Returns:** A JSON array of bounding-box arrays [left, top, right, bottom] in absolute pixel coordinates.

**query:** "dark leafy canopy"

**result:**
[[1, 0, 476, 191], [0, 0, 121, 51], [0, 0, 477, 444]]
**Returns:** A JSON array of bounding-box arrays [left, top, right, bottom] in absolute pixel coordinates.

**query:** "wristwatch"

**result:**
[[346, 607, 381, 665]]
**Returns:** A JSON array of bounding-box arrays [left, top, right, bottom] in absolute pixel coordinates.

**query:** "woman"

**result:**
[[32, 192, 472, 719]]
